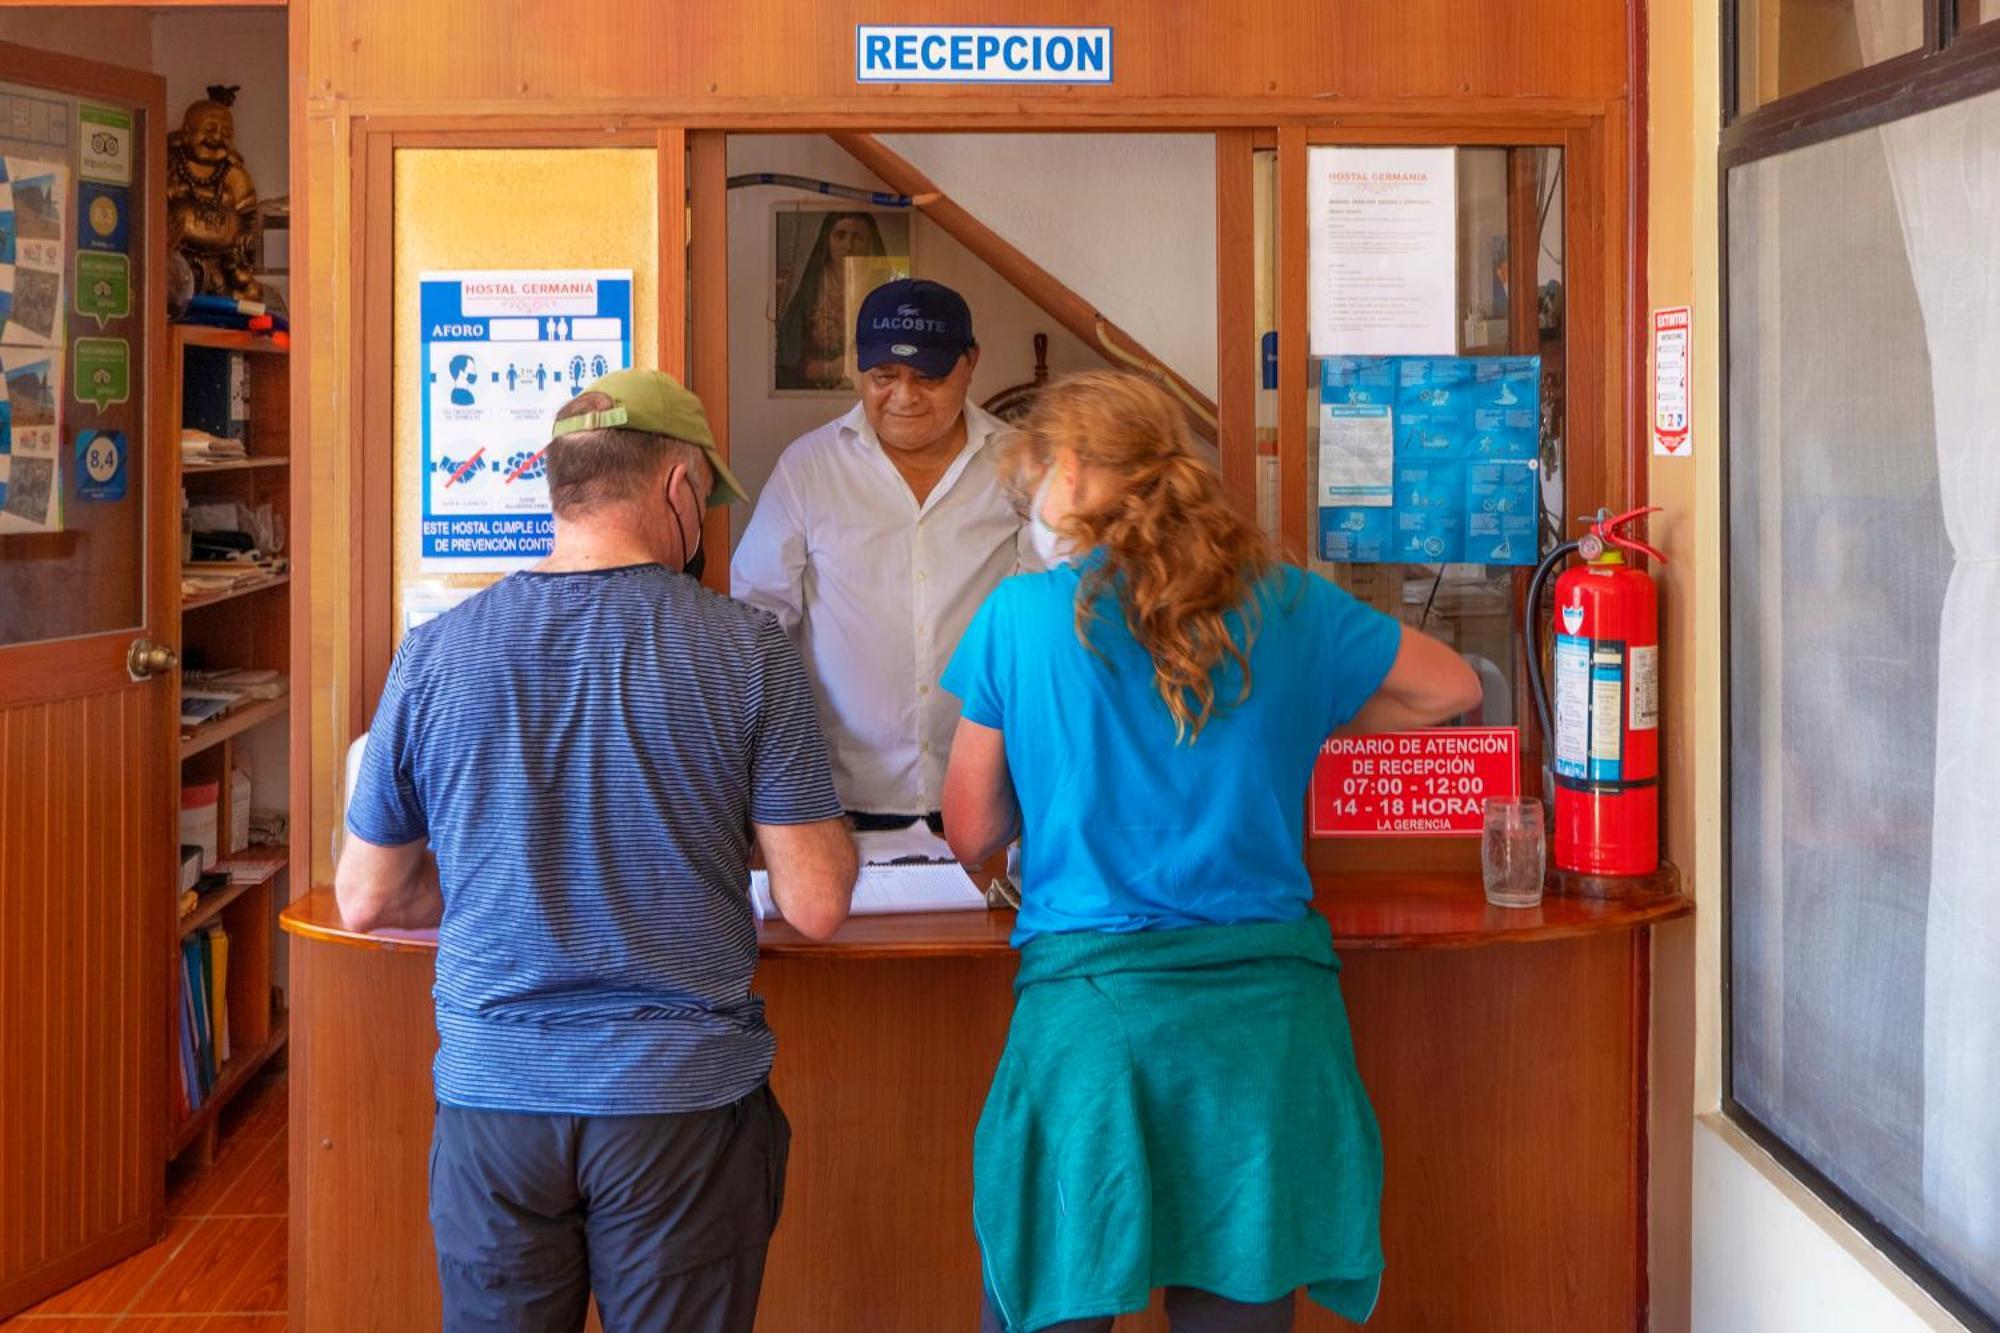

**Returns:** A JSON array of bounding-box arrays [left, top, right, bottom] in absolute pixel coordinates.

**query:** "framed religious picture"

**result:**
[[770, 204, 913, 396]]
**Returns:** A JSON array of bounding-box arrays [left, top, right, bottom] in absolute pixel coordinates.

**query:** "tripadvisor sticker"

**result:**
[[73, 337, 130, 409], [75, 253, 131, 328]]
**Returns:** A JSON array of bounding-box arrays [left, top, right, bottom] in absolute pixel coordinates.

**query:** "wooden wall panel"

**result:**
[[284, 925, 1646, 1331], [306, 0, 1629, 107], [289, 936, 441, 1333], [0, 687, 165, 1317]]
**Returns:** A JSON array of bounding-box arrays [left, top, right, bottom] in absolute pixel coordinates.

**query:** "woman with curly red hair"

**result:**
[[942, 370, 1480, 1332]]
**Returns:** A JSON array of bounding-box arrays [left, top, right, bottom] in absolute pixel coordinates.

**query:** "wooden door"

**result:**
[[0, 43, 173, 1317]]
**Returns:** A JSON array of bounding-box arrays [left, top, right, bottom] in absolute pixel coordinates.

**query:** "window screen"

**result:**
[[1727, 85, 2000, 1321]]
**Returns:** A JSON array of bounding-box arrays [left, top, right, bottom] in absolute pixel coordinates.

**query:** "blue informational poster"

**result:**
[[418, 270, 633, 570], [1316, 355, 1541, 566]]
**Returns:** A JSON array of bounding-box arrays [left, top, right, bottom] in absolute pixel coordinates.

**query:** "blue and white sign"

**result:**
[[74, 428, 126, 502], [418, 269, 632, 571], [856, 25, 1112, 83], [1316, 355, 1542, 567]]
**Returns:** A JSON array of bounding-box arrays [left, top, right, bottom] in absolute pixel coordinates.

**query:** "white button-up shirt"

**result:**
[[732, 402, 1030, 815]]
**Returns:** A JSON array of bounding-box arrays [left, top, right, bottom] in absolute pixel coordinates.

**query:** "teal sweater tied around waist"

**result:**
[[973, 913, 1384, 1332]]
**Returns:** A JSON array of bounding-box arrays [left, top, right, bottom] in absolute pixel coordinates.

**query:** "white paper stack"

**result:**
[[751, 824, 987, 921]]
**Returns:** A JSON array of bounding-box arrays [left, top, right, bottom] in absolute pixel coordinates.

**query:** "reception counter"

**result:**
[[283, 872, 1687, 1331]]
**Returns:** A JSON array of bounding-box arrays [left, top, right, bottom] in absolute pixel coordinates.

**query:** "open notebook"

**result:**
[[750, 823, 988, 921]]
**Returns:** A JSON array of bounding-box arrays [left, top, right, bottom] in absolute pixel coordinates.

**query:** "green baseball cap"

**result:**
[[548, 368, 747, 507]]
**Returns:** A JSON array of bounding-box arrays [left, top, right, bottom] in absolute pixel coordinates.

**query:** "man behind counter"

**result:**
[[734, 277, 1032, 834]]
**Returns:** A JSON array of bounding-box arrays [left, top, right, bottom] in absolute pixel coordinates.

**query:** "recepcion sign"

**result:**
[[856, 25, 1112, 83], [1310, 727, 1520, 837]]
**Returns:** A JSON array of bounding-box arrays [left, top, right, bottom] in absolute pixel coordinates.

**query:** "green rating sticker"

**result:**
[[74, 253, 131, 329], [73, 338, 130, 410]]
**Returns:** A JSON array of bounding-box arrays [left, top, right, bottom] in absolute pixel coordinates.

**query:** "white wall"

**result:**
[[879, 132, 1216, 399], [1692, 1120, 1965, 1331], [151, 10, 289, 206], [725, 135, 1109, 542]]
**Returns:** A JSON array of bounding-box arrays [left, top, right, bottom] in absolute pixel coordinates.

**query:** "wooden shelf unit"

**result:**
[[170, 325, 293, 1165]]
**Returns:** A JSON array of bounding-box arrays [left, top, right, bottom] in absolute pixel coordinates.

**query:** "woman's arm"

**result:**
[[941, 717, 1021, 866], [1339, 625, 1485, 734]]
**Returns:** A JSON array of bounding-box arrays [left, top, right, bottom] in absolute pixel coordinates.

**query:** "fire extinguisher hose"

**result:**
[[1525, 538, 1583, 765]]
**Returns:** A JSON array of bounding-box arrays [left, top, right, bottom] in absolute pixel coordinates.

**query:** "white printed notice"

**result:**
[[1317, 402, 1393, 506], [1306, 147, 1456, 356], [1652, 306, 1690, 456], [419, 270, 633, 571]]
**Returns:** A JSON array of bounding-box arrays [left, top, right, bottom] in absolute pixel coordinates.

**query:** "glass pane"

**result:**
[[390, 147, 659, 639], [1728, 85, 2000, 1321], [0, 81, 148, 647], [1736, 0, 1925, 113], [1303, 146, 1566, 736]]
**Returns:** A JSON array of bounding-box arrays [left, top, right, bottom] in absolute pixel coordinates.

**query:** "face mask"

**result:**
[[1028, 468, 1074, 568], [673, 470, 705, 580]]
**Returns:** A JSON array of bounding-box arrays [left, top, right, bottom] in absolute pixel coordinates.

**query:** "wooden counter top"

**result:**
[[281, 867, 1686, 958]]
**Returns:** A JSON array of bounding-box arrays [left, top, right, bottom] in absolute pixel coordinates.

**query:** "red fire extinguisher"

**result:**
[[1527, 506, 1666, 877]]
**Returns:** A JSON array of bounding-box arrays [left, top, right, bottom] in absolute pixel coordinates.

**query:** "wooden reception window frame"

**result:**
[[330, 110, 1640, 884]]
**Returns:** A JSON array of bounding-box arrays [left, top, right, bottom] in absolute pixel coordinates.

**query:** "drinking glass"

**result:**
[[1482, 798, 1546, 908]]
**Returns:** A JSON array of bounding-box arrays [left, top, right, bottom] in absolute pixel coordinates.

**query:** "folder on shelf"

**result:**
[[183, 938, 215, 1096], [177, 947, 206, 1111], [175, 986, 197, 1116], [207, 925, 231, 1067]]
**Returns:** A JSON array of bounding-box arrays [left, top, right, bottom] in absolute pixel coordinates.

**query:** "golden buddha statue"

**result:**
[[167, 85, 261, 301]]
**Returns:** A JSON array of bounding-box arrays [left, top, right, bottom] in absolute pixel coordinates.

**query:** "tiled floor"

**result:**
[[4, 1072, 287, 1330]]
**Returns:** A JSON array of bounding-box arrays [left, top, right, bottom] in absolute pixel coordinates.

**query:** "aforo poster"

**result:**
[[418, 269, 633, 571]]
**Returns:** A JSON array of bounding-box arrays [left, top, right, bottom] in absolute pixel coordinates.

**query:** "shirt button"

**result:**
[[919, 683, 931, 695], [916, 569, 928, 582]]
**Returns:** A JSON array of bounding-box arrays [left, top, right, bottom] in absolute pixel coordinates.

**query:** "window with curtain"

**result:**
[[1735, 0, 1924, 111], [1726, 81, 2000, 1323]]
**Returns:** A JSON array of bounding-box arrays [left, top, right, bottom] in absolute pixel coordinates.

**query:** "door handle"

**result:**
[[127, 638, 179, 681]]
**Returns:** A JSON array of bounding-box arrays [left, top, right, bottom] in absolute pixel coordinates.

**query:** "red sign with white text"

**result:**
[[1310, 728, 1520, 837]]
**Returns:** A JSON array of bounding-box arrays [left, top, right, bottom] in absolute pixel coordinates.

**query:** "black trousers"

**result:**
[[980, 1286, 1296, 1333], [848, 809, 947, 836], [428, 1084, 788, 1333]]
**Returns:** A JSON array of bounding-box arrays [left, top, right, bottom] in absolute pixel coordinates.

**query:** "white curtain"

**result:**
[[1881, 98, 2000, 1269], [1850, 5, 2000, 1265]]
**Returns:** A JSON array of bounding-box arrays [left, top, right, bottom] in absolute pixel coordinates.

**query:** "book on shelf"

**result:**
[[180, 559, 287, 600], [177, 925, 235, 1109], [178, 940, 209, 1108], [186, 668, 286, 700], [207, 925, 231, 1067], [178, 671, 291, 736], [181, 427, 248, 465], [179, 690, 238, 727], [175, 971, 200, 1117], [214, 848, 288, 884]]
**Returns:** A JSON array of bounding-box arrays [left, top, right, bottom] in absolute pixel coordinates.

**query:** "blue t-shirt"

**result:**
[[346, 564, 843, 1116], [941, 562, 1401, 945]]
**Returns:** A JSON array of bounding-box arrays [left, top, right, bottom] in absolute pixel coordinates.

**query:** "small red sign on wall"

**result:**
[[1310, 728, 1520, 837]]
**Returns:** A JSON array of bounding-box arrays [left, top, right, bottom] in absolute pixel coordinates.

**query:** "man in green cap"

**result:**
[[337, 368, 858, 1332]]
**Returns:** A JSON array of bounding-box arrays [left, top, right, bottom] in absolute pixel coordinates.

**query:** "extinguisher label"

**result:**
[[1553, 635, 1592, 780], [1589, 652, 1625, 781], [1630, 644, 1659, 731], [1554, 634, 1628, 782]]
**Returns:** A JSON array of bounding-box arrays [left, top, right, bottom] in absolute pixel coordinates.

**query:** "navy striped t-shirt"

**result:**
[[346, 564, 843, 1115]]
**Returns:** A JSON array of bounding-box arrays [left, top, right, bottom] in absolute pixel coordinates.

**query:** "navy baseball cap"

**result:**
[[855, 278, 975, 378]]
